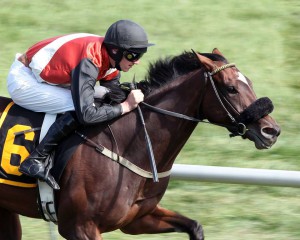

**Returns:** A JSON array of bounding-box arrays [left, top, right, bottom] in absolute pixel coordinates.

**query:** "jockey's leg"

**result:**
[[19, 111, 80, 190]]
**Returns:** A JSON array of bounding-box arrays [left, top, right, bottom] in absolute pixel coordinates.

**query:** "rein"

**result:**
[[141, 63, 248, 137], [76, 63, 245, 180]]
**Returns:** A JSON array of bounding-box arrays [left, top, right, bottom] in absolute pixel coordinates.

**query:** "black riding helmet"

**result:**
[[104, 19, 155, 70]]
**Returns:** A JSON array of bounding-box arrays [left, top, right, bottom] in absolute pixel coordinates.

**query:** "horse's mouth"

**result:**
[[243, 130, 275, 150]]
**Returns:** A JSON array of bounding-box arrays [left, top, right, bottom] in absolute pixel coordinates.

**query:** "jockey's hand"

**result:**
[[120, 89, 144, 114]]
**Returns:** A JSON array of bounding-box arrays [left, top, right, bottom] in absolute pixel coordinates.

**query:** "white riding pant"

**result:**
[[7, 54, 107, 114]]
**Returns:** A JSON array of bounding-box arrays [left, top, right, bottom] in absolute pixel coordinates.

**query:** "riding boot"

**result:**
[[19, 112, 80, 190]]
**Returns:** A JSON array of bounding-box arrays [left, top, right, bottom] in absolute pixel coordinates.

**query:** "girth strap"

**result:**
[[75, 131, 171, 179]]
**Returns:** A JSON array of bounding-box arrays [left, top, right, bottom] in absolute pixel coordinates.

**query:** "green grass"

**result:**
[[1, 0, 300, 239]]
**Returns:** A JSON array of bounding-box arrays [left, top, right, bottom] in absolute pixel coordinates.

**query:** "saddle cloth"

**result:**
[[0, 102, 43, 187], [0, 102, 82, 188]]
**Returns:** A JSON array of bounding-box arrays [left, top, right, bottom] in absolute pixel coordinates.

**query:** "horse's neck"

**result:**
[[145, 70, 204, 167], [148, 70, 203, 110]]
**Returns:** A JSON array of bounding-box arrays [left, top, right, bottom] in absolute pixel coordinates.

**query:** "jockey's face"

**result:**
[[119, 56, 140, 72], [108, 48, 141, 72]]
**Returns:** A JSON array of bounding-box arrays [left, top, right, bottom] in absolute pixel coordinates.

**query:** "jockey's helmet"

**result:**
[[104, 20, 154, 69]]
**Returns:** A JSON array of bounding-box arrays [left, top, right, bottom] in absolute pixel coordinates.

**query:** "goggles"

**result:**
[[123, 51, 144, 62]]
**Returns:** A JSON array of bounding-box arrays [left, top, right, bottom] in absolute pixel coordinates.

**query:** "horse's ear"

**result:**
[[212, 48, 224, 57], [192, 49, 215, 72]]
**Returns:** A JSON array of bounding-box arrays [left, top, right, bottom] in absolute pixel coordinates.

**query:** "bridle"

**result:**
[[204, 63, 248, 136], [135, 58, 272, 180], [141, 62, 248, 137]]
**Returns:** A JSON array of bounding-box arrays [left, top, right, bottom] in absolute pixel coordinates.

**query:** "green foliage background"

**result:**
[[0, 0, 299, 239]]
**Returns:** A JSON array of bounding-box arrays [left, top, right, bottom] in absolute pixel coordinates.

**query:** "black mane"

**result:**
[[139, 51, 227, 94]]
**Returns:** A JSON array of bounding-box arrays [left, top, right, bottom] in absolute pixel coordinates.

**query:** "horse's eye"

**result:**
[[227, 86, 238, 94]]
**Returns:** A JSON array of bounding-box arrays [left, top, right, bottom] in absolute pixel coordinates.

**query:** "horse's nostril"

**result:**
[[276, 128, 281, 137], [262, 127, 281, 137]]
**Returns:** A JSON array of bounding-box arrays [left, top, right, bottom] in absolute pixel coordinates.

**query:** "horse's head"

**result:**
[[194, 48, 280, 149]]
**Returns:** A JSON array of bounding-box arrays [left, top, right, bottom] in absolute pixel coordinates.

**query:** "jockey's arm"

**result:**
[[71, 58, 143, 125], [71, 58, 122, 125]]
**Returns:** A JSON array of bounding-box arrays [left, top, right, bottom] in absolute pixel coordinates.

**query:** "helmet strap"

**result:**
[[112, 49, 124, 71], [114, 53, 123, 70], [105, 45, 124, 71]]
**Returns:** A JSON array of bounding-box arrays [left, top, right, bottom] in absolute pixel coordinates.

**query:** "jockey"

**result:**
[[7, 19, 154, 190]]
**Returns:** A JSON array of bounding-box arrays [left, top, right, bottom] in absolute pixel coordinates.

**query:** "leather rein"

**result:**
[[141, 63, 248, 137]]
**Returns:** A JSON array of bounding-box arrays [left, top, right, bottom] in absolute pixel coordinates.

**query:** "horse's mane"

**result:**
[[138, 51, 227, 95]]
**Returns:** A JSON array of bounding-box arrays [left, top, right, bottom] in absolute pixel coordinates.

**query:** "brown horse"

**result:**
[[0, 49, 280, 240]]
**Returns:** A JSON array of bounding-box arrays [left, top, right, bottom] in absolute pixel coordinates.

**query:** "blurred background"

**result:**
[[0, 0, 299, 239]]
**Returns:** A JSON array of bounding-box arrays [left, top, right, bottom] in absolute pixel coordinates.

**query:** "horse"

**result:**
[[0, 48, 280, 240]]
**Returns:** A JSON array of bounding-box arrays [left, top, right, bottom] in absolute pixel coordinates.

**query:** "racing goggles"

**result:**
[[123, 51, 144, 62]]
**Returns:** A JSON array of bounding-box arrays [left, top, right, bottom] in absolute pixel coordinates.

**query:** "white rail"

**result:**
[[171, 164, 300, 188]]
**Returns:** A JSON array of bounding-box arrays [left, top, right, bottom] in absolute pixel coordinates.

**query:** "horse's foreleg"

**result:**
[[0, 208, 21, 240], [120, 205, 204, 240]]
